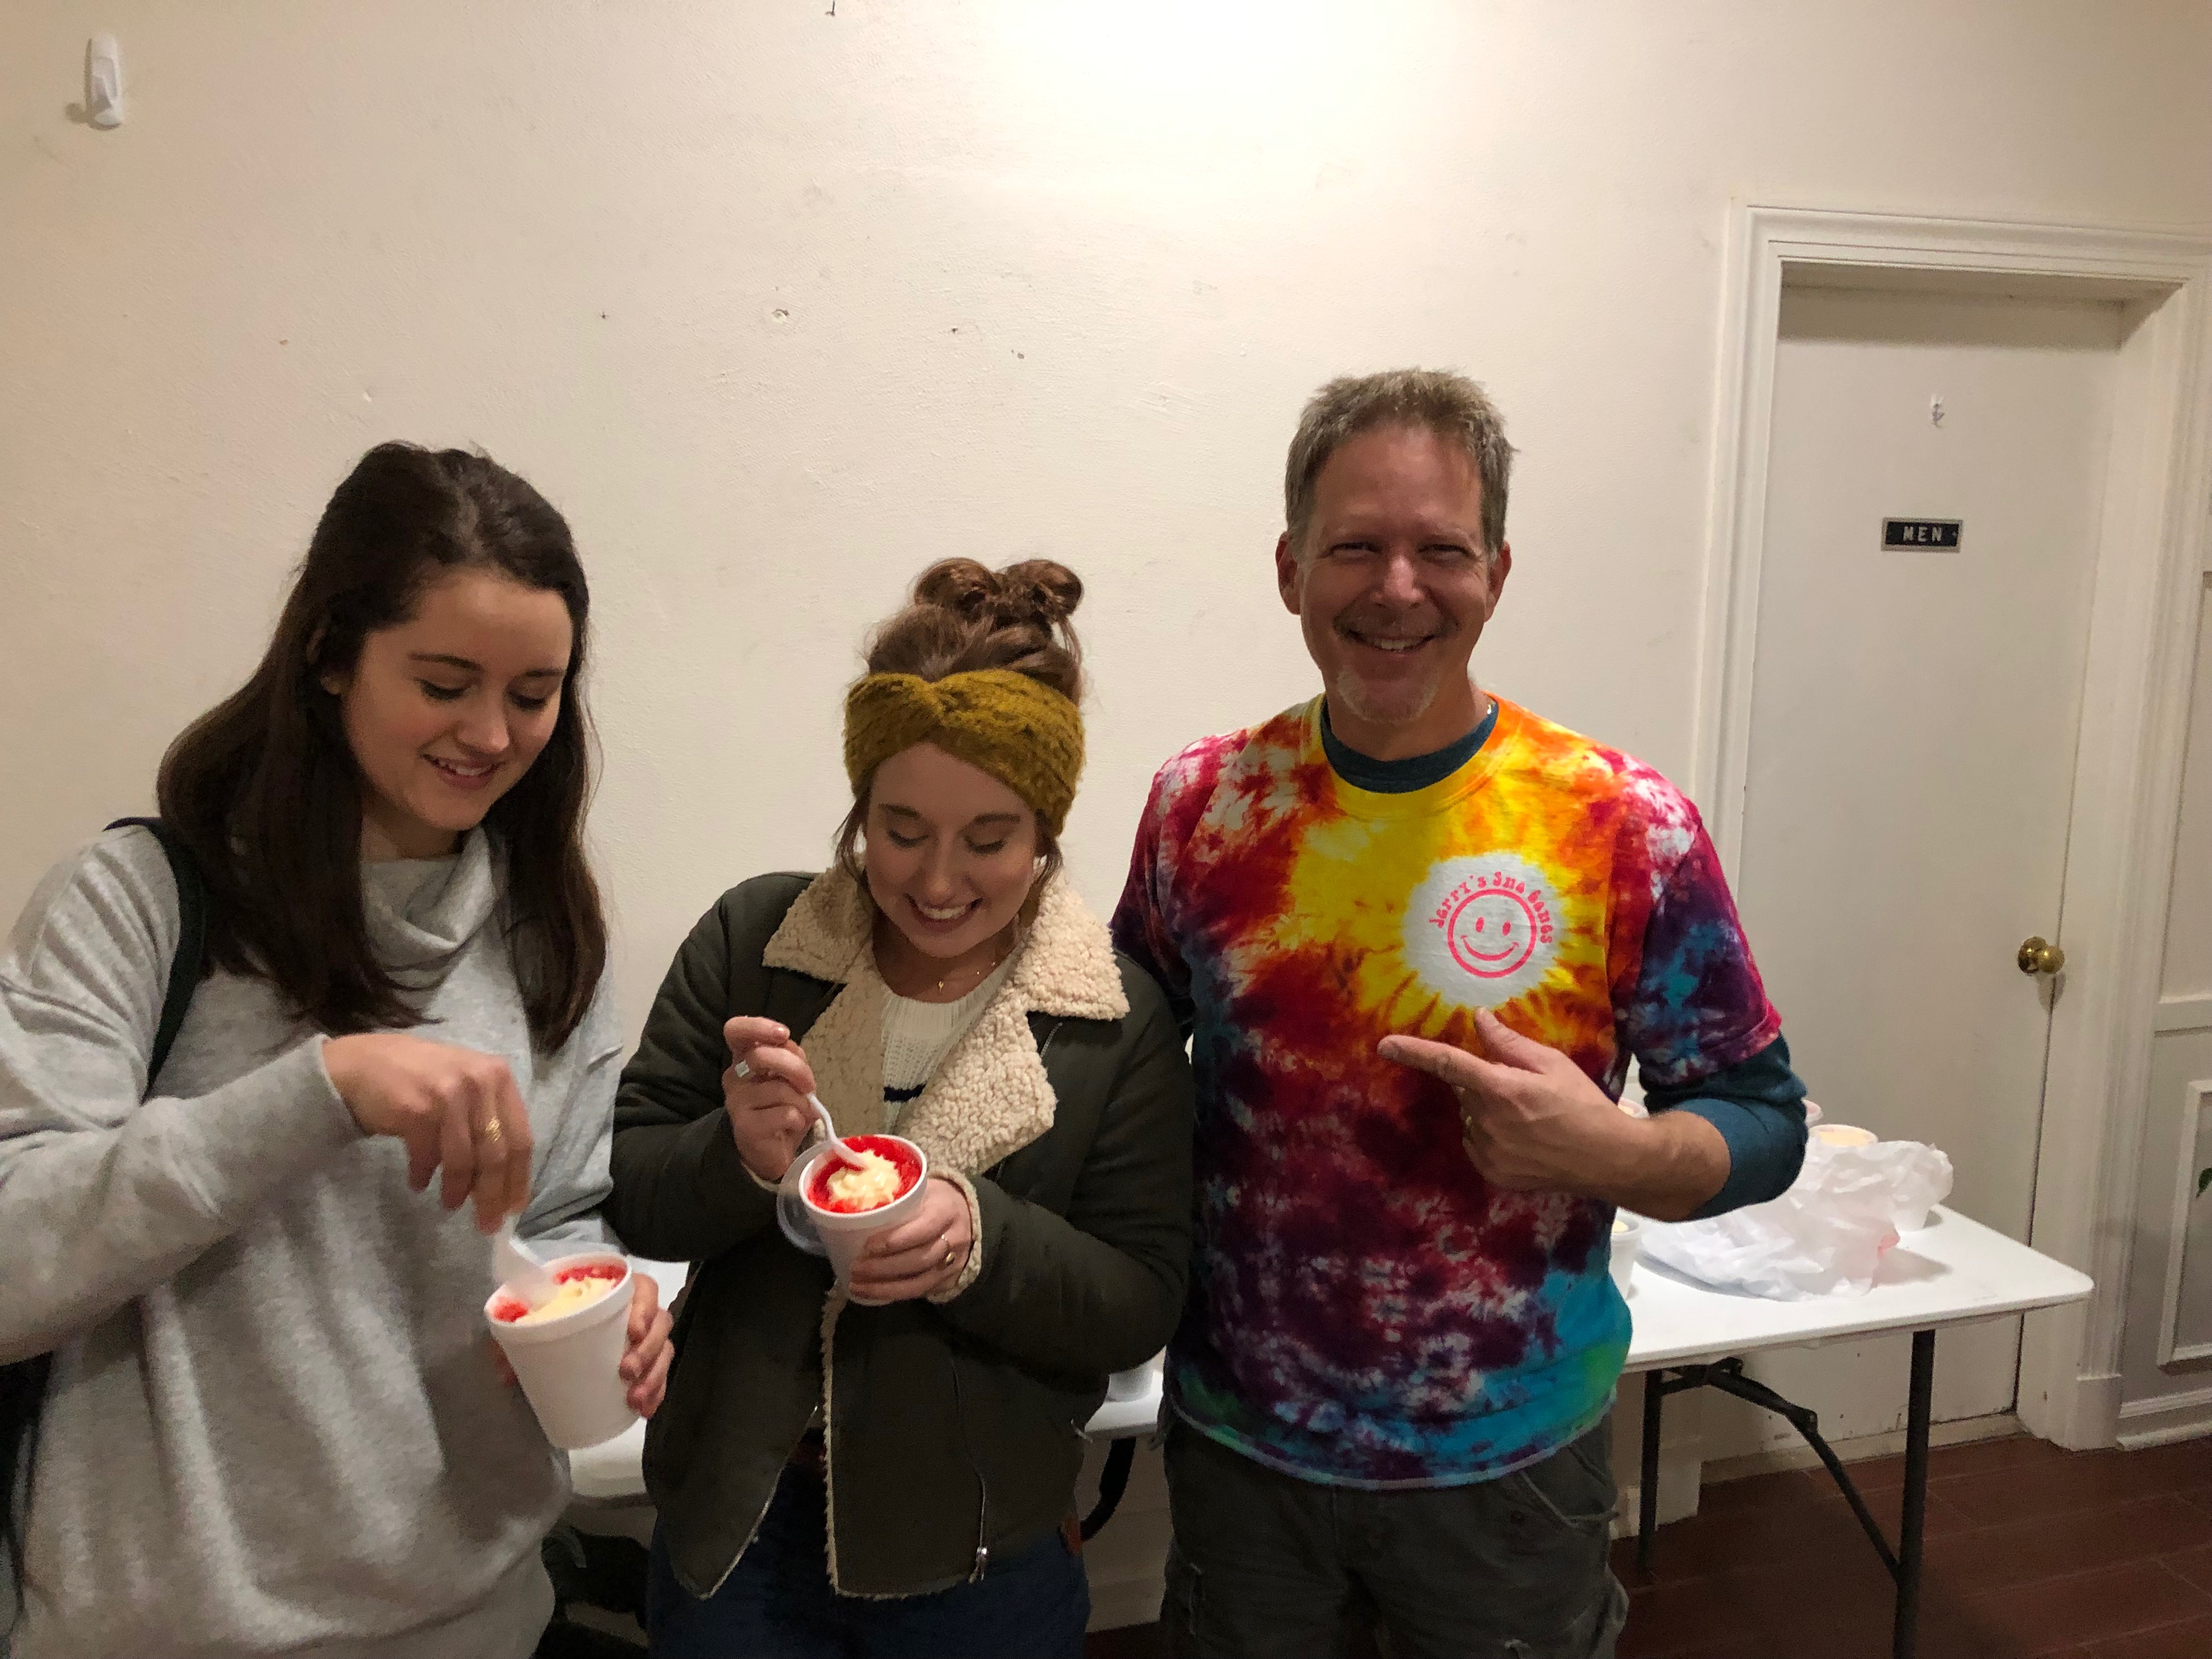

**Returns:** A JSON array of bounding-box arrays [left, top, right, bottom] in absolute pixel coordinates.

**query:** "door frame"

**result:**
[[1695, 204, 2212, 1448]]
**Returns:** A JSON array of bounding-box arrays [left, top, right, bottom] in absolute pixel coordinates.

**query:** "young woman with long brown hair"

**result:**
[[0, 443, 671, 1659]]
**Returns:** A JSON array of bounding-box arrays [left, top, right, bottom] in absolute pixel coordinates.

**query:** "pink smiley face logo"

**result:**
[[1443, 887, 1541, 980]]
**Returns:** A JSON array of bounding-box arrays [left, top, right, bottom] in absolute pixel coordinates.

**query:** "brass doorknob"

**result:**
[[2017, 936, 2066, 976]]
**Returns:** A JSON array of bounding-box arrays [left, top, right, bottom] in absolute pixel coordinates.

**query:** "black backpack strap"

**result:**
[[104, 818, 206, 1090]]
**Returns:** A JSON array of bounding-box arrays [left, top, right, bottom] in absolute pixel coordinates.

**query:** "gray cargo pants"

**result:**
[[1159, 1415, 1629, 1659]]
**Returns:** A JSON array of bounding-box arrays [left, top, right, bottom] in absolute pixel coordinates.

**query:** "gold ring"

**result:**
[[943, 1246, 956, 1268], [482, 1119, 504, 1144]]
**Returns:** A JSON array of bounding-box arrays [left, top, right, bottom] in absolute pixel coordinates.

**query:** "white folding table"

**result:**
[[1623, 1206, 2090, 1659], [574, 1209, 2091, 1659]]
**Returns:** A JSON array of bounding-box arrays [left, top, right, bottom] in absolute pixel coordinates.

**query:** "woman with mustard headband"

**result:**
[[605, 558, 1194, 1658]]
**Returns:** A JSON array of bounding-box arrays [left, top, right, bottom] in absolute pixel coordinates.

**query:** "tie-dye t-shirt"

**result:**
[[1110, 696, 1780, 1487]]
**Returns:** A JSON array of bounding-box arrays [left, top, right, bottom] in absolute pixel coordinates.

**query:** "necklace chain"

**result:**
[[872, 912, 1017, 1001], [934, 941, 1007, 995]]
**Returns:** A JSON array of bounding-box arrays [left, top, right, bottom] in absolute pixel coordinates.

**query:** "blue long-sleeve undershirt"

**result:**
[[1645, 1035, 1807, 1217]]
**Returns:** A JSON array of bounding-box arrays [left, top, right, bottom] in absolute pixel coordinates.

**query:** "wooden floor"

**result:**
[[1087, 1432, 2212, 1658]]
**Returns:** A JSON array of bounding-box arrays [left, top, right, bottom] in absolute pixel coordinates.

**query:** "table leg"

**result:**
[[1081, 1437, 1136, 1541], [1638, 1370, 1664, 1575], [1893, 1330, 1937, 1659]]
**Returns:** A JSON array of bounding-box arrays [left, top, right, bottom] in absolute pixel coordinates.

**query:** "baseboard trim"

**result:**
[[1611, 1451, 1706, 1538], [1699, 1410, 2023, 1484], [2041, 1370, 2125, 1449], [2116, 1383, 2212, 1449]]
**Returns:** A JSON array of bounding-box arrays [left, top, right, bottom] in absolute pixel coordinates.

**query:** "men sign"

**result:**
[[1882, 517, 1962, 551]]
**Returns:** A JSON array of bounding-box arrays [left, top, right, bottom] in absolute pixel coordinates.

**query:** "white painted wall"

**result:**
[[5, 0, 2212, 1617], [6, 1, 2209, 1024]]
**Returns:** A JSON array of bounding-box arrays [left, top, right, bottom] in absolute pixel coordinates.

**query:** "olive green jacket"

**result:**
[[605, 869, 1194, 1599]]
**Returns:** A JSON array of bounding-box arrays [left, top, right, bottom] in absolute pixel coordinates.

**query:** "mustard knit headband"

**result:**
[[843, 669, 1085, 836]]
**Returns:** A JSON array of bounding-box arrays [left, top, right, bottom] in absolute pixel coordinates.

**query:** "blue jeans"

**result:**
[[645, 1464, 1090, 1659]]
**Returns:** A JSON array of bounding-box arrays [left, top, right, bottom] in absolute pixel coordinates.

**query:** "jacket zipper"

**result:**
[[961, 1018, 1068, 1578], [942, 1344, 993, 1582]]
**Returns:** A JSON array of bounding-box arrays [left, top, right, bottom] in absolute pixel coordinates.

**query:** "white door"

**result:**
[[1719, 282, 2120, 1447]]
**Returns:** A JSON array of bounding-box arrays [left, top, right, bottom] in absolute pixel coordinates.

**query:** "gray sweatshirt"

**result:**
[[0, 826, 622, 1659]]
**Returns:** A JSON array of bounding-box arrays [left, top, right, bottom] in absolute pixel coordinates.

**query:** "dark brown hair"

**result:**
[[157, 442, 606, 1051], [836, 558, 1085, 891]]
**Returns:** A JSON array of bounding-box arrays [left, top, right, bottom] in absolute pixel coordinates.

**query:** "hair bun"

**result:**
[[911, 558, 1082, 632], [995, 560, 1082, 628], [911, 558, 999, 622], [867, 558, 1087, 706]]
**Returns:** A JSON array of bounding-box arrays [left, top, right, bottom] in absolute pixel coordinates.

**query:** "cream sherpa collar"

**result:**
[[760, 867, 1127, 1177]]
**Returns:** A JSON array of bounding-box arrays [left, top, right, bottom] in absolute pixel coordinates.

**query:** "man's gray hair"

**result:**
[[1284, 369, 1515, 557]]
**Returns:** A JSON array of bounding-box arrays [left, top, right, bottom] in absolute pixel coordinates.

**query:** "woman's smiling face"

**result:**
[[324, 567, 574, 861], [862, 741, 1041, 963]]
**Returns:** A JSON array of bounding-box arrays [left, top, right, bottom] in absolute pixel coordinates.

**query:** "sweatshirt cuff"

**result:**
[[167, 1037, 364, 1224], [926, 1171, 986, 1303], [298, 1037, 371, 1150], [305, 1044, 369, 1150]]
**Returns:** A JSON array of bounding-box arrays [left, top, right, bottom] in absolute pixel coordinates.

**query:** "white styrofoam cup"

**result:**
[[484, 1252, 636, 1450], [797, 1136, 932, 1302], [1610, 1212, 1644, 1295]]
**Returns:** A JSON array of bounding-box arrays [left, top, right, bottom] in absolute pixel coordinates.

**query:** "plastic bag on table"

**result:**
[[1638, 1134, 1955, 1300]]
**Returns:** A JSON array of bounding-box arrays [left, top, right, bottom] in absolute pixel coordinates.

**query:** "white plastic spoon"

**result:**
[[494, 1222, 558, 1311], [808, 1093, 872, 1169]]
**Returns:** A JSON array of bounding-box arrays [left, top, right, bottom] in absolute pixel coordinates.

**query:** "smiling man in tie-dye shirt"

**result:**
[[1112, 370, 1808, 1659]]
